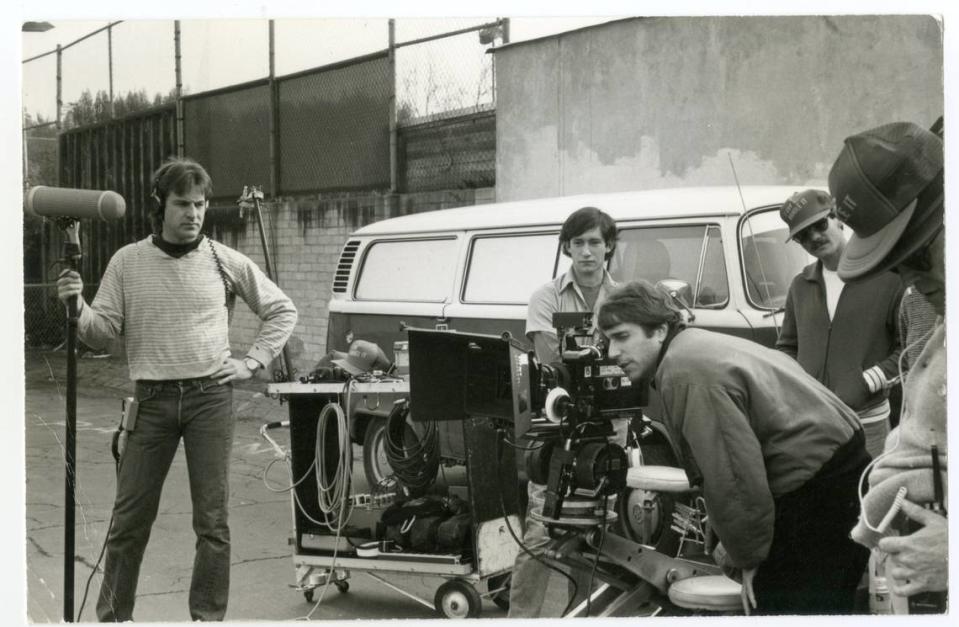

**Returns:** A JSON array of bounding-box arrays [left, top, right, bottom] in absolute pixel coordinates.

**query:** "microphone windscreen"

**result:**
[[25, 186, 127, 221]]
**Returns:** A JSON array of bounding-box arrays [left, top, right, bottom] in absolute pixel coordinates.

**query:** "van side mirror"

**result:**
[[656, 279, 696, 322]]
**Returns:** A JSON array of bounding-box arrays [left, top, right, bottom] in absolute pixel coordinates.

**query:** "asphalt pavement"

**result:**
[[22, 351, 573, 622]]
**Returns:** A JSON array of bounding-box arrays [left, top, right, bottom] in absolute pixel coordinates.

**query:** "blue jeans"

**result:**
[[96, 379, 234, 622]]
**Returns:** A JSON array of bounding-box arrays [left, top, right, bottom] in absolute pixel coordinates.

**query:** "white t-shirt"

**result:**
[[821, 266, 845, 321]]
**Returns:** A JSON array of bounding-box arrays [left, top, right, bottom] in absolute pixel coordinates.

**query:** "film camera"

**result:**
[[407, 311, 644, 526], [525, 312, 643, 523]]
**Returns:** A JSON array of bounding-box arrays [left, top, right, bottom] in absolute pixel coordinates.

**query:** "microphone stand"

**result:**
[[238, 186, 294, 382], [55, 218, 82, 622]]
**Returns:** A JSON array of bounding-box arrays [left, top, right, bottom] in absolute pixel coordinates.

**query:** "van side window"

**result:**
[[739, 208, 809, 309], [464, 233, 559, 304], [355, 238, 458, 302], [609, 225, 728, 308]]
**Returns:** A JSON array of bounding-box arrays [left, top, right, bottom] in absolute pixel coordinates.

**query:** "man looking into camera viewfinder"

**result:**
[[597, 280, 870, 615]]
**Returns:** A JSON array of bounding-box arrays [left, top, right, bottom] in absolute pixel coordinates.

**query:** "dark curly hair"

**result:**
[[597, 280, 685, 337], [559, 206, 618, 260]]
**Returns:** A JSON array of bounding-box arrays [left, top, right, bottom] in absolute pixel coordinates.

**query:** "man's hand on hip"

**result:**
[[212, 357, 255, 384]]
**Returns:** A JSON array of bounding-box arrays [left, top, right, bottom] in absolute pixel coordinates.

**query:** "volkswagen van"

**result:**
[[328, 186, 812, 542]]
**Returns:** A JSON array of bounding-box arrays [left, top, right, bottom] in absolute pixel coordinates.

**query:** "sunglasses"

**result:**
[[792, 215, 833, 244]]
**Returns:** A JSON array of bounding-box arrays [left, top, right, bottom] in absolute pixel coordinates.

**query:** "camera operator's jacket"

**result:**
[[653, 328, 861, 570], [776, 260, 903, 411]]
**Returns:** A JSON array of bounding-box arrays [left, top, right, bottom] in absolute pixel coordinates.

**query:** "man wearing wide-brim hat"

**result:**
[[829, 120, 947, 603]]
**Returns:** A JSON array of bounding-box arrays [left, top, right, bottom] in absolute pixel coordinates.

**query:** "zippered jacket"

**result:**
[[776, 261, 903, 411], [654, 328, 862, 569]]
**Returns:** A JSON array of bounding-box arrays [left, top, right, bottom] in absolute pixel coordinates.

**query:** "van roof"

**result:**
[[354, 185, 808, 236]]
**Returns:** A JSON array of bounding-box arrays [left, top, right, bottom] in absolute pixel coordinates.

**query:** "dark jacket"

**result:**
[[654, 328, 862, 569], [776, 261, 903, 411]]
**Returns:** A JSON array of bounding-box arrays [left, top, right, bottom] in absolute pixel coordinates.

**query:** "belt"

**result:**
[[136, 376, 215, 386]]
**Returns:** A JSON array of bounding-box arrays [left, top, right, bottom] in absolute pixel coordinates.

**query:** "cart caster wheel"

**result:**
[[487, 573, 511, 611], [435, 579, 482, 618], [303, 589, 315, 604], [335, 580, 350, 593]]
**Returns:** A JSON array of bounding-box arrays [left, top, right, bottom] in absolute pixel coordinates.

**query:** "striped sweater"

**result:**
[[78, 236, 297, 381]]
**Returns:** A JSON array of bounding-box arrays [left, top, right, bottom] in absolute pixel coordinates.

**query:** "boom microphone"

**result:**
[[24, 186, 127, 221]]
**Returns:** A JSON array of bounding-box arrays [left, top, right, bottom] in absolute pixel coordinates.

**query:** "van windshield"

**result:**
[[739, 207, 810, 310]]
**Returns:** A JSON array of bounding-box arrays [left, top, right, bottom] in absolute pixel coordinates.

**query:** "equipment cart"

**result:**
[[262, 379, 522, 618]]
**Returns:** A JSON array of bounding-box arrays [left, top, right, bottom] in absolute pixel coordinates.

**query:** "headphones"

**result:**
[[150, 162, 173, 228]]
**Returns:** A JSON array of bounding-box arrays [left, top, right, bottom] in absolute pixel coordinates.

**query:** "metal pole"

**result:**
[[61, 221, 82, 623], [56, 44, 62, 186], [174, 21, 184, 157], [268, 20, 279, 198], [108, 24, 115, 118], [388, 19, 397, 195], [250, 191, 294, 381], [502, 17, 510, 44]]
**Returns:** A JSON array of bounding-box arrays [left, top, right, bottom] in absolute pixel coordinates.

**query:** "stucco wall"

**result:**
[[495, 15, 943, 201]]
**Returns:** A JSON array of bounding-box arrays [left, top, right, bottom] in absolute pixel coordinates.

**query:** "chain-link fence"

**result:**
[[276, 53, 392, 194], [395, 18, 500, 124], [24, 283, 99, 350], [394, 18, 500, 192], [22, 18, 506, 291], [23, 124, 58, 188], [22, 18, 505, 190]]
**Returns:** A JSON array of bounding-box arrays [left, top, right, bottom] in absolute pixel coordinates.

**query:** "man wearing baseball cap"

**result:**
[[777, 189, 903, 458], [829, 121, 947, 605]]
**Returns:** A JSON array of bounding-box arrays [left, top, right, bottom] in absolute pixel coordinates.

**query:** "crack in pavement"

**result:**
[[232, 554, 290, 567], [77, 554, 103, 572], [137, 588, 189, 598], [28, 535, 52, 557]]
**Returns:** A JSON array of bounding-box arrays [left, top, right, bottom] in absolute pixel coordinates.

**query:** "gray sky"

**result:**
[[20, 16, 619, 121]]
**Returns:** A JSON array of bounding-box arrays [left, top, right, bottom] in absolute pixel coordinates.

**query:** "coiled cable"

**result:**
[[385, 400, 439, 495], [315, 402, 353, 532]]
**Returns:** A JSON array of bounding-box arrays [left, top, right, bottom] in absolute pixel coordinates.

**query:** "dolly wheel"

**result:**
[[435, 579, 482, 618], [303, 589, 315, 603], [335, 580, 350, 593]]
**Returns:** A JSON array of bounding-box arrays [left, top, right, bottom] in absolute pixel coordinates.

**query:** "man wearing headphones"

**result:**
[[56, 157, 297, 621]]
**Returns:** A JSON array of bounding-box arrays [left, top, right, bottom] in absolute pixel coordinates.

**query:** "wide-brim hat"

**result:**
[[829, 121, 944, 281], [332, 340, 392, 375]]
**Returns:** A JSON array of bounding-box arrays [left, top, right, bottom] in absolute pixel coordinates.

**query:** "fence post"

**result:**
[[268, 19, 279, 198], [108, 24, 115, 118], [56, 44, 62, 186], [174, 20, 184, 157], [388, 19, 398, 196]]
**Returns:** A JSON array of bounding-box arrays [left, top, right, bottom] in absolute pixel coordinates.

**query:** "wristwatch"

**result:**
[[243, 357, 262, 372]]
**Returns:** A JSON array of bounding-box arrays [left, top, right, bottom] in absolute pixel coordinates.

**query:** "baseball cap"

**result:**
[[332, 340, 393, 375], [780, 189, 835, 242], [829, 121, 944, 280]]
